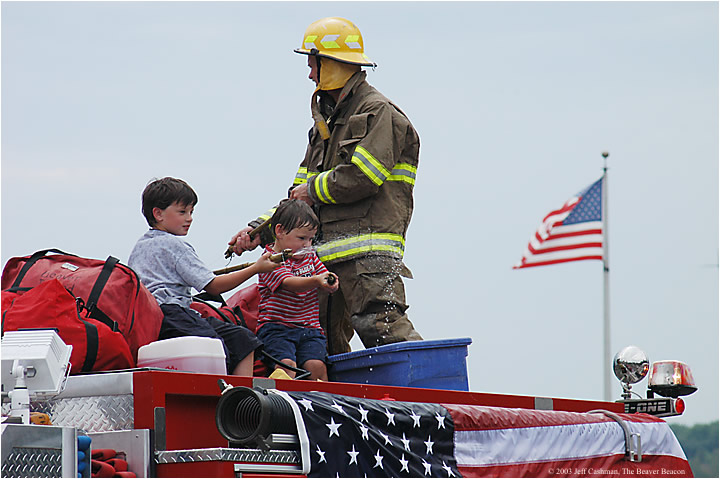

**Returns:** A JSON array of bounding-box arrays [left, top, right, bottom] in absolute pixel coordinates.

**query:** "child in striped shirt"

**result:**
[[257, 199, 339, 380]]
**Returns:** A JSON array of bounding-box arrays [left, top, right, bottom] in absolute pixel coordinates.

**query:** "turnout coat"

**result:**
[[295, 71, 420, 265]]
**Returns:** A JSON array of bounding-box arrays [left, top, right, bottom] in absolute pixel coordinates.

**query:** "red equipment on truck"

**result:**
[[1, 325, 696, 478]]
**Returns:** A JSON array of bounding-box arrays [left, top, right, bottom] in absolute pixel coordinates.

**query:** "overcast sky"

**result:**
[[2, 1, 717, 426]]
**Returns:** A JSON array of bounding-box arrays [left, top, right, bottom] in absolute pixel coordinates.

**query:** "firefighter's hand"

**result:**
[[229, 227, 261, 254], [290, 184, 314, 206], [319, 272, 339, 293]]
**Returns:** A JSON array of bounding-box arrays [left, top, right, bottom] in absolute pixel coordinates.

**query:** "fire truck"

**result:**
[[1, 328, 696, 478]]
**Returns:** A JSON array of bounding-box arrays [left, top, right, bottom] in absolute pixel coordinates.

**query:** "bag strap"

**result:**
[[80, 319, 99, 372], [75, 299, 99, 372], [8, 248, 76, 291], [1, 296, 17, 332], [191, 293, 249, 328], [230, 306, 249, 329], [192, 296, 233, 324], [86, 256, 120, 332], [194, 291, 228, 306]]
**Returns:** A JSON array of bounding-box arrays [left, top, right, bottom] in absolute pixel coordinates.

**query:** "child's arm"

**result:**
[[204, 251, 279, 295], [281, 272, 339, 294]]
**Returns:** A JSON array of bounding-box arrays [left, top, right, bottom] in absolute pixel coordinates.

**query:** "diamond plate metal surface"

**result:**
[[155, 448, 300, 465], [31, 395, 134, 432], [1, 447, 63, 478]]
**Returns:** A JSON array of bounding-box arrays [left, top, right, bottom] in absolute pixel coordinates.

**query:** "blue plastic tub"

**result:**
[[327, 338, 472, 391]]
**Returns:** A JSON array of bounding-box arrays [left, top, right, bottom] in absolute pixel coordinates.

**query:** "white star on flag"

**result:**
[[383, 407, 396, 426], [347, 444, 359, 465], [315, 443, 326, 463], [442, 460, 455, 477], [424, 435, 435, 454], [422, 458, 432, 476], [326, 416, 341, 437], [330, 401, 345, 415], [435, 411, 446, 429], [359, 423, 369, 440], [357, 404, 369, 422], [400, 453, 410, 473], [373, 449, 384, 469], [379, 431, 392, 445], [298, 398, 314, 411], [410, 409, 422, 427], [401, 432, 411, 451]]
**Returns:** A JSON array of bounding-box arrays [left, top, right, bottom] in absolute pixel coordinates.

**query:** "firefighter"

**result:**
[[231, 17, 423, 354]]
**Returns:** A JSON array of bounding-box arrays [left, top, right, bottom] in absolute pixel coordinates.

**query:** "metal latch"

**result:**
[[589, 409, 642, 462]]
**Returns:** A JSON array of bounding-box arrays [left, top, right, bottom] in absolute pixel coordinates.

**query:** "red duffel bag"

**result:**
[[2, 279, 134, 373], [1, 249, 162, 361], [226, 284, 260, 333], [226, 284, 270, 376], [191, 290, 269, 376]]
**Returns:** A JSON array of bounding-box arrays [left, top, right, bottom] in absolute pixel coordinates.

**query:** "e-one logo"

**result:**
[[626, 400, 670, 414]]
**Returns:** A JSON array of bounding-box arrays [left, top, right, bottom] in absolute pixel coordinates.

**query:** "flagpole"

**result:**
[[601, 151, 611, 401]]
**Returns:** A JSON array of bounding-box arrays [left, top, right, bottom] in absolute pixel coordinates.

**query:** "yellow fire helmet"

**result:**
[[294, 17, 376, 67]]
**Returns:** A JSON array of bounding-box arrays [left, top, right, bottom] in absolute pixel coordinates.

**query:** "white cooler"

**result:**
[[137, 337, 226, 375]]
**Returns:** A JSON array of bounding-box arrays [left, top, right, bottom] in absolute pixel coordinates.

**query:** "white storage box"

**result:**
[[137, 337, 226, 375]]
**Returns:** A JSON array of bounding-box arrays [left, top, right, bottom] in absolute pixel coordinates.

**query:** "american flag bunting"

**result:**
[[275, 390, 691, 477]]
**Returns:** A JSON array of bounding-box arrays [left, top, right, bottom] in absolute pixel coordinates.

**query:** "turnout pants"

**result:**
[[318, 255, 423, 355]]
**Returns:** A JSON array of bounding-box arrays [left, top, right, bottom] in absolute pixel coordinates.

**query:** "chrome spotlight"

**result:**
[[613, 345, 649, 399]]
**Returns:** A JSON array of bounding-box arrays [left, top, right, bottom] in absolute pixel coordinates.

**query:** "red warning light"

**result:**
[[674, 398, 685, 415], [648, 361, 698, 397]]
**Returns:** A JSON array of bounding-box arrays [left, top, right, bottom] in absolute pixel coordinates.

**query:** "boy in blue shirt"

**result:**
[[129, 177, 279, 376]]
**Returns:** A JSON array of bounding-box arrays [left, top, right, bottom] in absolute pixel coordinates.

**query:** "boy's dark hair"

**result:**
[[271, 199, 320, 236], [141, 177, 198, 227]]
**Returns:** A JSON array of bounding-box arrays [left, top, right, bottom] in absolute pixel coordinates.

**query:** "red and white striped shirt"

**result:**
[[257, 245, 328, 331]]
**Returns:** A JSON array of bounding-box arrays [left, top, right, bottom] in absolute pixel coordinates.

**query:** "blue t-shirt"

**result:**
[[128, 229, 215, 309]]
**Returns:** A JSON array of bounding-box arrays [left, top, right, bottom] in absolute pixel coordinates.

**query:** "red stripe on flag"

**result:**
[[541, 198, 580, 223], [514, 255, 603, 269], [443, 404, 667, 431], [545, 229, 603, 240], [528, 242, 603, 254]]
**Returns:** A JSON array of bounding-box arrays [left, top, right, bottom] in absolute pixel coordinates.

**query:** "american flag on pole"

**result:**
[[277, 390, 691, 477], [514, 177, 604, 269]]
